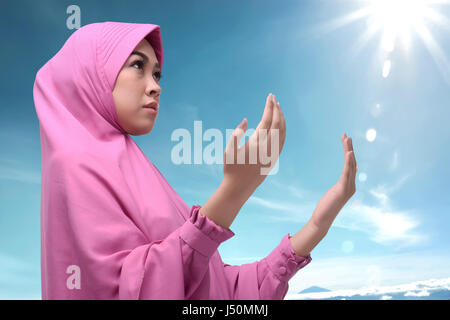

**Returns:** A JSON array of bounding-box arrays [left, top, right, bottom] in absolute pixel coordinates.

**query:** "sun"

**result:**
[[364, 0, 448, 54], [316, 0, 450, 83], [368, 0, 428, 52]]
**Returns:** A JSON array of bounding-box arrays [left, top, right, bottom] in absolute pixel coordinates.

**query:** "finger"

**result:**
[[277, 99, 287, 150], [350, 150, 356, 176], [348, 137, 354, 152], [277, 100, 286, 134], [256, 93, 275, 132], [349, 151, 356, 193], [269, 96, 283, 154], [340, 151, 352, 182], [353, 148, 358, 173], [271, 95, 282, 131], [347, 137, 357, 173], [235, 118, 247, 148], [225, 118, 247, 152], [341, 133, 349, 153]]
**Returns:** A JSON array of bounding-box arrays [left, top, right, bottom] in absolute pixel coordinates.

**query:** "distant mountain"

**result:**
[[299, 286, 331, 294], [295, 288, 450, 300], [286, 277, 450, 300]]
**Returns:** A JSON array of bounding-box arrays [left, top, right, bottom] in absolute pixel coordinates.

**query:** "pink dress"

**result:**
[[33, 21, 312, 300]]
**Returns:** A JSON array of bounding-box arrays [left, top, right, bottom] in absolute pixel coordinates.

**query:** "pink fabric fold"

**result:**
[[33, 21, 311, 300]]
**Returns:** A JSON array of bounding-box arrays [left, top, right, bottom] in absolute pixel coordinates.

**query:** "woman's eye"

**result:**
[[131, 60, 162, 81], [153, 71, 162, 81], [131, 60, 144, 70]]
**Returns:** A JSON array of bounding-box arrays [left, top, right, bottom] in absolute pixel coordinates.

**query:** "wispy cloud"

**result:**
[[269, 179, 308, 200], [389, 150, 399, 171], [249, 195, 314, 217], [343, 198, 426, 248], [0, 159, 41, 185], [0, 252, 41, 299], [251, 173, 427, 249], [368, 172, 413, 207], [339, 172, 427, 248]]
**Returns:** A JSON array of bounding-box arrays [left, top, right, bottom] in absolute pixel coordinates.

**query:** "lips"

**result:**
[[144, 101, 158, 110]]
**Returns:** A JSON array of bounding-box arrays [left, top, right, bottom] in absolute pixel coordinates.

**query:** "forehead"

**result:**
[[132, 38, 156, 59]]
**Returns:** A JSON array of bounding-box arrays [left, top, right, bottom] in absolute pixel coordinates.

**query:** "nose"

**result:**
[[146, 77, 162, 98]]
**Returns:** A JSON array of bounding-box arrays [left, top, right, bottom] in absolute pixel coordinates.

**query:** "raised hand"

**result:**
[[336, 133, 358, 202], [199, 93, 286, 229], [222, 93, 286, 197], [310, 133, 358, 230]]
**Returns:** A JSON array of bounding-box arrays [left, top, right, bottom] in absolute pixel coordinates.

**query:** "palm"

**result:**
[[223, 93, 286, 192]]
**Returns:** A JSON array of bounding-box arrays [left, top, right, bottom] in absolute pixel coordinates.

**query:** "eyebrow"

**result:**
[[130, 51, 161, 69]]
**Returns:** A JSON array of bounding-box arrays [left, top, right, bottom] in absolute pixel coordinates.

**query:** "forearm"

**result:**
[[289, 187, 347, 257], [200, 180, 252, 229], [288, 218, 327, 258]]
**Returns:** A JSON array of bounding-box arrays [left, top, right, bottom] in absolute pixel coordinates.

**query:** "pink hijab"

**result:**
[[33, 21, 312, 300], [33, 21, 193, 298]]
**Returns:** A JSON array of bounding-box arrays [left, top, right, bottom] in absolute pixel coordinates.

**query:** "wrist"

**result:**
[[217, 180, 249, 215], [290, 219, 327, 258], [199, 180, 248, 229], [220, 177, 256, 204]]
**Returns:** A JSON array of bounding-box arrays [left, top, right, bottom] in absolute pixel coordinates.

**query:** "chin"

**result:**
[[130, 124, 154, 136]]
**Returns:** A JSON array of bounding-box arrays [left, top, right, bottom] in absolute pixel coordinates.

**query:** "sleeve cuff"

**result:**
[[264, 233, 312, 283], [179, 205, 235, 257]]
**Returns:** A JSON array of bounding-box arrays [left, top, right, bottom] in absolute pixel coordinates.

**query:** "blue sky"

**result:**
[[1, 0, 450, 299]]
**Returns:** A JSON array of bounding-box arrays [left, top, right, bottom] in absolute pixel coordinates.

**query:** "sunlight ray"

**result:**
[[422, 7, 450, 31], [316, 0, 450, 84], [349, 20, 383, 58], [315, 6, 372, 34], [414, 21, 450, 85]]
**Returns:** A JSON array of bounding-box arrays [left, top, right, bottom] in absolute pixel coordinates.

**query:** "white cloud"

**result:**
[[286, 276, 450, 300], [404, 290, 430, 297], [251, 173, 427, 249], [341, 198, 427, 248], [285, 252, 450, 297]]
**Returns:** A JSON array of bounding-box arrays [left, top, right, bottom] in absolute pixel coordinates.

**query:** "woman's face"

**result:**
[[113, 38, 162, 136]]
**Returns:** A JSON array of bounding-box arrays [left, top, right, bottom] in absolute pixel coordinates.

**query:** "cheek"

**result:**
[[113, 76, 144, 111]]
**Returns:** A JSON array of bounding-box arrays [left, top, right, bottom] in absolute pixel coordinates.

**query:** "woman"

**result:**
[[33, 21, 357, 300]]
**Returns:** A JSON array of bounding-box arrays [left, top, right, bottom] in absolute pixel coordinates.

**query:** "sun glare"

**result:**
[[317, 0, 450, 84], [367, 0, 428, 52]]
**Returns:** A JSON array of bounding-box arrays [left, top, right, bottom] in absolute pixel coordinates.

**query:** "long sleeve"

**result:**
[[221, 234, 312, 300], [43, 155, 235, 299], [121, 205, 235, 299]]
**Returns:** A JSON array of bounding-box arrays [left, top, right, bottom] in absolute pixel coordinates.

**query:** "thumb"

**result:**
[[226, 118, 247, 151], [340, 151, 352, 182], [238, 118, 247, 131], [236, 118, 247, 143]]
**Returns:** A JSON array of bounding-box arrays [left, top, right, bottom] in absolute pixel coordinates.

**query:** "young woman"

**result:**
[[33, 21, 357, 300]]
